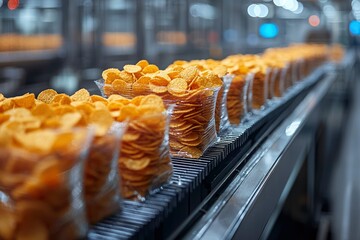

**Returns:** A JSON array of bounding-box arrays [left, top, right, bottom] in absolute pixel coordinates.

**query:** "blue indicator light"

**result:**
[[259, 23, 279, 39], [349, 20, 360, 36]]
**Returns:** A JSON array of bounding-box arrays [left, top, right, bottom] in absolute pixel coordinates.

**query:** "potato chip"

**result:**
[[168, 78, 188, 95], [136, 59, 149, 69], [124, 64, 142, 74], [0, 93, 5, 102], [142, 64, 159, 74], [60, 112, 82, 129], [52, 94, 71, 105], [112, 79, 128, 92], [102, 68, 121, 84], [0, 99, 14, 112], [71, 88, 90, 102], [12, 93, 35, 109], [180, 66, 198, 82], [121, 157, 151, 171], [149, 84, 168, 94], [31, 103, 54, 119], [119, 71, 134, 83], [89, 109, 114, 136], [150, 76, 170, 86], [140, 94, 164, 107], [37, 89, 58, 104], [15, 130, 56, 152], [90, 95, 108, 104]]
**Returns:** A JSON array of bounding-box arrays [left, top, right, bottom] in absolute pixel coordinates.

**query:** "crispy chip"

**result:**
[[121, 157, 151, 171], [89, 109, 113, 136], [0, 93, 5, 102], [136, 60, 149, 69], [15, 130, 56, 152], [71, 88, 90, 102], [180, 66, 198, 82], [142, 64, 159, 74], [12, 93, 36, 109], [112, 79, 128, 92], [52, 94, 71, 105], [168, 78, 188, 95], [102, 68, 121, 84], [124, 64, 142, 74], [139, 95, 164, 107], [37, 89, 58, 104], [60, 112, 82, 129]]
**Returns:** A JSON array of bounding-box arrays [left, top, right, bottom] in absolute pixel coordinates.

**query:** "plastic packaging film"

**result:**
[[0, 127, 93, 240], [119, 107, 173, 199], [216, 75, 232, 134], [85, 122, 126, 224], [250, 67, 270, 111]]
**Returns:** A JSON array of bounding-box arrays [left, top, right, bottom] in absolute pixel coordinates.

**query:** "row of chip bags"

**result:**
[[0, 43, 330, 240]]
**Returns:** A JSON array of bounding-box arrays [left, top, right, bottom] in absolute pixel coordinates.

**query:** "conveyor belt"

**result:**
[[88, 65, 328, 240]]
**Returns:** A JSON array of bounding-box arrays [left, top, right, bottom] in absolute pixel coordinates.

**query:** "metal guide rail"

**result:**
[[88, 65, 330, 240]]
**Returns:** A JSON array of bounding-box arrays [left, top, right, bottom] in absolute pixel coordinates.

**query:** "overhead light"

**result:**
[[247, 4, 269, 18], [308, 15, 320, 27], [293, 2, 303, 14]]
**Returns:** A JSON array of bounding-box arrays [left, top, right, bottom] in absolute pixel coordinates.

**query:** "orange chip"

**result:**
[[71, 88, 90, 102], [60, 112, 82, 129], [180, 146, 202, 158], [31, 103, 54, 118], [90, 95, 108, 104], [132, 82, 149, 95], [0, 99, 14, 112], [37, 89, 58, 104], [0, 93, 5, 102], [150, 77, 169, 86], [131, 96, 144, 106], [112, 79, 128, 92], [168, 78, 188, 95], [136, 76, 151, 84], [15, 130, 56, 153], [123, 132, 141, 142], [139, 95, 164, 107], [102, 68, 121, 84], [149, 84, 168, 94], [136, 60, 149, 69], [117, 105, 139, 122], [0, 113, 10, 124], [213, 65, 228, 78], [124, 64, 142, 74], [119, 71, 134, 83], [180, 66, 198, 82], [12, 93, 36, 109], [121, 157, 151, 171], [52, 94, 71, 105], [53, 105, 76, 115], [89, 109, 113, 136], [142, 64, 159, 74]]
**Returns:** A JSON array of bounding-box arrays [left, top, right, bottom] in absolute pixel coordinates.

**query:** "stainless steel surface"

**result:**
[[184, 69, 336, 240]]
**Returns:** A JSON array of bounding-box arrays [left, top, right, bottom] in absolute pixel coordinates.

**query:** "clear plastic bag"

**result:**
[[119, 108, 173, 199], [166, 87, 220, 158], [84, 122, 126, 224], [249, 68, 270, 111], [226, 73, 252, 125], [0, 128, 93, 240], [96, 79, 221, 159], [216, 75, 232, 134]]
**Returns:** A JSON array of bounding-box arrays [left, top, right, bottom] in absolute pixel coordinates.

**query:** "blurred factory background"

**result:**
[[0, 0, 358, 94]]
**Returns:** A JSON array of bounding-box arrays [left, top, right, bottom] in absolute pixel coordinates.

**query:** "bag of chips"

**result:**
[[84, 122, 126, 224], [97, 61, 223, 159], [98, 94, 173, 199], [0, 125, 92, 240]]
